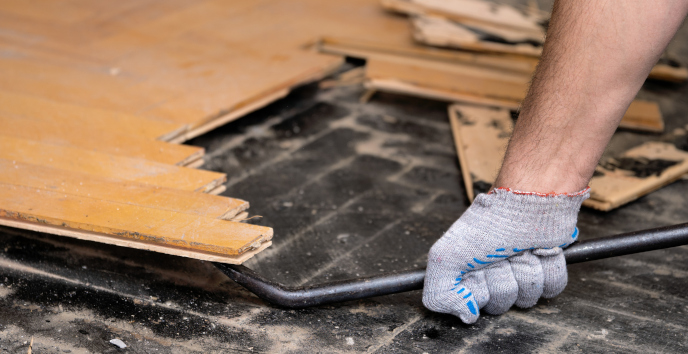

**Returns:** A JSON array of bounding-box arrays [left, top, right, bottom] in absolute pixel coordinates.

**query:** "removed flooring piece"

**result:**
[[0, 184, 271, 264], [448, 104, 512, 201], [448, 104, 687, 210], [585, 142, 688, 211], [367, 55, 665, 133]]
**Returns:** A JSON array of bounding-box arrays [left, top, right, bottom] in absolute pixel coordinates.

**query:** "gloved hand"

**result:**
[[422, 187, 589, 323]]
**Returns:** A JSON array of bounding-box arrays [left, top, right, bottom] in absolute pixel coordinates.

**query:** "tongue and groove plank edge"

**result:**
[[0, 136, 225, 193], [0, 183, 272, 259], [0, 159, 247, 221]]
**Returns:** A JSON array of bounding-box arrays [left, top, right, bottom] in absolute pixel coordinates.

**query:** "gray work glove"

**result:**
[[422, 188, 588, 323]]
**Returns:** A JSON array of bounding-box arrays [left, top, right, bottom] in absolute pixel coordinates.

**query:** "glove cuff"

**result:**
[[461, 187, 589, 248]]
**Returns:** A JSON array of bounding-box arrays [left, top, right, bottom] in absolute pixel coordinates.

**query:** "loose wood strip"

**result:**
[[366, 54, 531, 101], [365, 78, 521, 109], [318, 36, 539, 74], [448, 104, 513, 201], [367, 56, 664, 132], [0, 136, 226, 193], [0, 90, 186, 142], [0, 159, 247, 220], [0, 183, 272, 257], [585, 142, 688, 211], [0, 114, 202, 166]]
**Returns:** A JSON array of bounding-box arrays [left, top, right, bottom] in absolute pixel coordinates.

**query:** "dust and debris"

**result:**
[[109, 339, 126, 349]]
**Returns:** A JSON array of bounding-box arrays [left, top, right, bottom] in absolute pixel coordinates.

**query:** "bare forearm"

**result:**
[[495, 0, 688, 193]]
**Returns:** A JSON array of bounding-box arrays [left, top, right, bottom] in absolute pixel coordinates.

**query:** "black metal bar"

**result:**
[[215, 222, 688, 309]]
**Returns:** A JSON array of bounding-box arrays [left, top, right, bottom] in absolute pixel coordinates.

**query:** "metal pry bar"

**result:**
[[215, 222, 688, 308]]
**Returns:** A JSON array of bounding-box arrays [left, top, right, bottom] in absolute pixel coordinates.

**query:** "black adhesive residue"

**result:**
[[602, 157, 680, 178], [674, 134, 688, 152], [473, 180, 492, 195]]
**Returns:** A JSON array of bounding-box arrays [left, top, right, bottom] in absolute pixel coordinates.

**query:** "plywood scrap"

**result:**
[[0, 184, 272, 264], [448, 104, 512, 201], [0, 136, 226, 193], [0, 160, 247, 220], [584, 142, 688, 211]]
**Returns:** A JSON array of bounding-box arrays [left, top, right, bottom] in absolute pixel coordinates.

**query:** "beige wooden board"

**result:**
[[0, 114, 202, 166], [584, 142, 688, 211], [0, 136, 225, 193], [0, 90, 185, 142], [448, 104, 513, 201], [0, 159, 247, 220], [0, 183, 272, 258]]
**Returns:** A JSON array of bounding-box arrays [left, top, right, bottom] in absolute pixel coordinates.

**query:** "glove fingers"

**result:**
[[533, 248, 568, 298], [461, 270, 490, 308], [509, 251, 544, 308], [422, 285, 480, 324], [483, 261, 518, 315]]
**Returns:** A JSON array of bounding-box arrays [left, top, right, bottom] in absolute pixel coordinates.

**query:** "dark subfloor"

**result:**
[[3, 35, 688, 354]]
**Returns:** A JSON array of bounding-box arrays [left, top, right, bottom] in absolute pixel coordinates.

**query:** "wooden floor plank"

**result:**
[[0, 159, 246, 220], [0, 183, 272, 258], [0, 114, 202, 166], [0, 91, 185, 141], [0, 136, 225, 193]]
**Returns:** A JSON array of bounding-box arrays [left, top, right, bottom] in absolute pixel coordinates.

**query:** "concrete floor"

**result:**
[[2, 29, 688, 353]]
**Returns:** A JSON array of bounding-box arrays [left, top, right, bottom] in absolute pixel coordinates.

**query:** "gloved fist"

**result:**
[[422, 188, 588, 324]]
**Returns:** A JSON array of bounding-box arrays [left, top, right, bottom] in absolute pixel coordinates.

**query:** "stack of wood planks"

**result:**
[[317, 0, 688, 211], [0, 0, 426, 262]]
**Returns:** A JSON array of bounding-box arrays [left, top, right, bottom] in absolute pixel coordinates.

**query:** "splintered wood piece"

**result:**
[[448, 104, 513, 201], [411, 16, 542, 57], [618, 100, 664, 133], [381, 0, 544, 35], [0, 114, 203, 166], [0, 159, 247, 220], [0, 136, 226, 193], [0, 90, 186, 142], [0, 183, 272, 262], [584, 142, 688, 211]]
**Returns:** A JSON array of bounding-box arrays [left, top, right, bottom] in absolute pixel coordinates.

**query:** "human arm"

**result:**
[[495, 0, 688, 193], [423, 0, 688, 324]]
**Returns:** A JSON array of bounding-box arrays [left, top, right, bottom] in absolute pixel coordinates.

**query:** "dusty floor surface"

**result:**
[[3, 10, 688, 354]]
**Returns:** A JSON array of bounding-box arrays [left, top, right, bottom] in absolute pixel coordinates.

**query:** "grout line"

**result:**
[[295, 219, 403, 286]]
